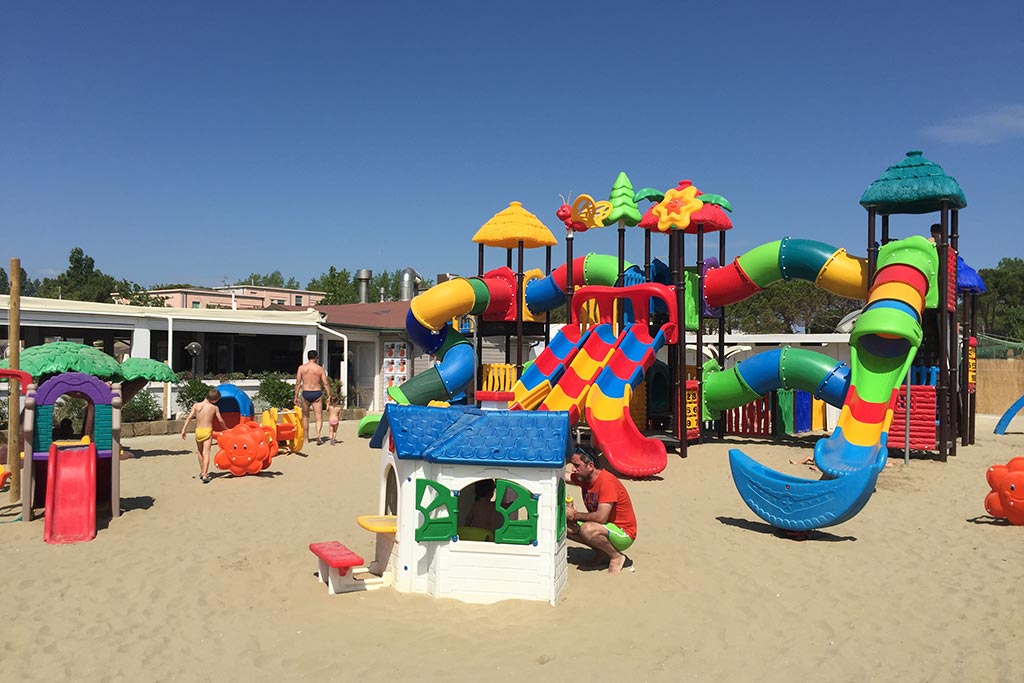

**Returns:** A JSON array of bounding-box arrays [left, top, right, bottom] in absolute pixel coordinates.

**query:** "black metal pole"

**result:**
[[881, 214, 890, 245], [696, 223, 705, 444], [544, 245, 551, 347], [566, 230, 574, 323], [867, 208, 878, 282], [938, 202, 949, 460], [717, 230, 726, 440], [516, 240, 524, 376], [678, 229, 687, 455]]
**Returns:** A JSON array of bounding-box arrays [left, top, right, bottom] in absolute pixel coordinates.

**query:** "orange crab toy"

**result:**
[[214, 421, 279, 477], [984, 457, 1024, 525]]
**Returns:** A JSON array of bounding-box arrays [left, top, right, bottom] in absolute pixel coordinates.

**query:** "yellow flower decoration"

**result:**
[[651, 182, 704, 232]]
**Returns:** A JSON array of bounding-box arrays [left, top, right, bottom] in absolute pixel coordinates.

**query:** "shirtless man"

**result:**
[[180, 388, 228, 483], [295, 349, 332, 445]]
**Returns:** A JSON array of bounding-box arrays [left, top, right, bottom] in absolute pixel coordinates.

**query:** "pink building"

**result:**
[[145, 286, 326, 310]]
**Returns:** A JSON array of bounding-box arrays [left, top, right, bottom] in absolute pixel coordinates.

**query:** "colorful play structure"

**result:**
[[206, 382, 305, 476], [984, 457, 1024, 525], [19, 371, 123, 544], [365, 150, 980, 546]]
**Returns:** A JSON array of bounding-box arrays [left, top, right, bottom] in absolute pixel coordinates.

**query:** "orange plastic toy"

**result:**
[[213, 421, 279, 477], [984, 457, 1024, 525]]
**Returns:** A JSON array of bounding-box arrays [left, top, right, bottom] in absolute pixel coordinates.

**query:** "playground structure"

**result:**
[[370, 152, 975, 539], [20, 372, 123, 543], [0, 368, 31, 489], [984, 457, 1024, 525], [207, 382, 305, 476]]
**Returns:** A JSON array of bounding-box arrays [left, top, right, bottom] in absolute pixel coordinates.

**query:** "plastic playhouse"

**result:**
[[19, 371, 123, 544]]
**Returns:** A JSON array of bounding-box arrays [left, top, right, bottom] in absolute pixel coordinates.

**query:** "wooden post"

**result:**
[[7, 258, 21, 502]]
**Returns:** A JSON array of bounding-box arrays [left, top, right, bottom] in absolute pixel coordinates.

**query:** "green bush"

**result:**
[[255, 376, 295, 411], [176, 378, 213, 414], [122, 390, 163, 422]]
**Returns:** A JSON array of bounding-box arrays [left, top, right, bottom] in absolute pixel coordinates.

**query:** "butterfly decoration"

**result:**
[[555, 193, 613, 232]]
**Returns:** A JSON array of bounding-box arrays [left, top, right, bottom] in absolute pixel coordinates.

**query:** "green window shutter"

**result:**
[[557, 479, 566, 540], [415, 478, 459, 542], [494, 479, 538, 546]]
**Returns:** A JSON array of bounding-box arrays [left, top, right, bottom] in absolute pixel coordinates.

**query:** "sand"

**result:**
[[1, 416, 1021, 682]]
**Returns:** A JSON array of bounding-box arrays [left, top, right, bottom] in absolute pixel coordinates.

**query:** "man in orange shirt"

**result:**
[[566, 445, 637, 574]]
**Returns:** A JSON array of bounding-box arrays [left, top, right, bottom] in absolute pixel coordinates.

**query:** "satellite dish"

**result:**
[[1, 344, 8, 359], [185, 342, 203, 357]]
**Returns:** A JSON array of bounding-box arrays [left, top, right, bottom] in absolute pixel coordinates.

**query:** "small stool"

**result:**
[[309, 541, 384, 595]]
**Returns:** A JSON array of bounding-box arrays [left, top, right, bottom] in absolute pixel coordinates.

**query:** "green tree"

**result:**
[[236, 271, 300, 289], [978, 258, 1024, 339], [724, 280, 861, 333], [307, 267, 358, 304], [0, 265, 41, 296]]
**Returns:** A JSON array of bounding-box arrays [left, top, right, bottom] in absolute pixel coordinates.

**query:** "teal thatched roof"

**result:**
[[860, 150, 967, 215]]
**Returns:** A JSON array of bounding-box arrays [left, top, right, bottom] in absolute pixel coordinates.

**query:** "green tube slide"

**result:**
[[777, 347, 844, 391], [582, 253, 630, 285], [702, 359, 762, 418], [736, 241, 784, 288]]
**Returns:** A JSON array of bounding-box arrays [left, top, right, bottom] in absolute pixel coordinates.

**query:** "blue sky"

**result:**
[[2, 1, 1021, 290]]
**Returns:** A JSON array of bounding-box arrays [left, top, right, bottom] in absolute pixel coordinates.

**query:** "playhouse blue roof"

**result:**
[[369, 404, 572, 468]]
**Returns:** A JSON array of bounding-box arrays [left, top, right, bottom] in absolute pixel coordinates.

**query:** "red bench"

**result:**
[[309, 541, 384, 595]]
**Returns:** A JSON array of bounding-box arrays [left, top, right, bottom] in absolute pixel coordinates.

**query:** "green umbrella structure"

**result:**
[[119, 357, 177, 383], [118, 357, 178, 404], [0, 341, 122, 380]]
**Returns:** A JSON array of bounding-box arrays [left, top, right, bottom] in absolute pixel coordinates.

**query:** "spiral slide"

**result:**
[[726, 236, 937, 530], [585, 323, 671, 477], [394, 254, 624, 406], [44, 442, 97, 544]]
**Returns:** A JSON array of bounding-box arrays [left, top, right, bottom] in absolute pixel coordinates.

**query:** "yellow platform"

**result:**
[[357, 515, 398, 534]]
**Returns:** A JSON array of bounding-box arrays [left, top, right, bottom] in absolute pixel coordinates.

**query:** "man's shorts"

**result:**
[[604, 523, 634, 552], [301, 390, 323, 404]]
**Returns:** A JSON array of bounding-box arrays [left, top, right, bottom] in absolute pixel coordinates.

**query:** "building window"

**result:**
[[191, 301, 200, 308], [295, 295, 303, 306]]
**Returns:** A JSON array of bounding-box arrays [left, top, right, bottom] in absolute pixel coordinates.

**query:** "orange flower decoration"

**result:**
[[651, 180, 704, 232]]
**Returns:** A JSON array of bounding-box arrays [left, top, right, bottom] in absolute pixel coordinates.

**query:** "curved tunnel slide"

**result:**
[[392, 254, 626, 406], [704, 237, 869, 308], [714, 236, 938, 530]]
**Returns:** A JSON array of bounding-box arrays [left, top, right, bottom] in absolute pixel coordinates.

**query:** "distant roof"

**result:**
[[472, 201, 558, 249], [370, 404, 571, 468], [860, 150, 967, 215], [285, 301, 411, 331]]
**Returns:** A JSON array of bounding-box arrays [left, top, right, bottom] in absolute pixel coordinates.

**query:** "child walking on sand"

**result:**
[[181, 389, 228, 483], [328, 396, 342, 446]]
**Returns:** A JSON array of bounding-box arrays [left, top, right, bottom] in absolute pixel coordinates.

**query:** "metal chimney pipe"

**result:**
[[356, 269, 372, 304], [399, 267, 423, 302]]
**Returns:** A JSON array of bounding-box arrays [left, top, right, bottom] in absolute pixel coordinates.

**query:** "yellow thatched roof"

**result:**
[[472, 201, 557, 249]]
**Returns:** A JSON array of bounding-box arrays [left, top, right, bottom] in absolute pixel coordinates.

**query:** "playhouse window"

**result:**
[[415, 478, 539, 546]]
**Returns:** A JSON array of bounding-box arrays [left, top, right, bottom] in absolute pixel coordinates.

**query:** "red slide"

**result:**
[[44, 442, 97, 544]]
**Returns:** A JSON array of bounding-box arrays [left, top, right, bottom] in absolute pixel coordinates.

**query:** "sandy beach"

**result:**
[[1, 415, 1021, 682]]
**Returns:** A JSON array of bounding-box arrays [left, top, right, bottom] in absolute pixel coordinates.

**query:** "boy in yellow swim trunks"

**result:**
[[180, 389, 228, 483]]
